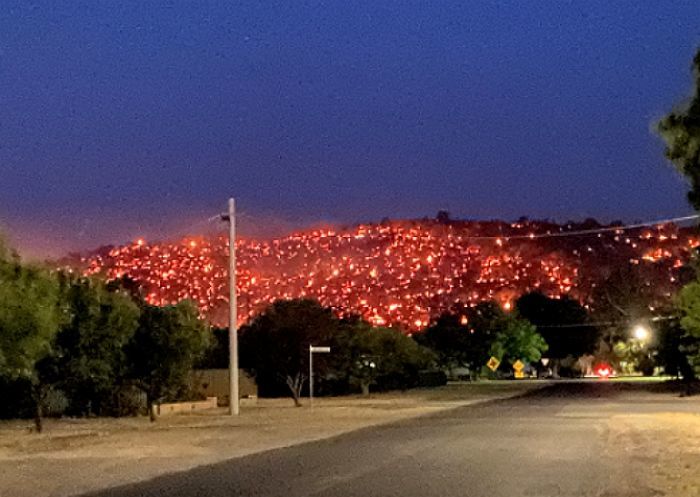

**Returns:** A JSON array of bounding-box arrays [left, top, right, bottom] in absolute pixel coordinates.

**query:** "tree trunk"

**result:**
[[147, 393, 157, 422], [361, 382, 370, 397], [34, 401, 43, 433], [31, 383, 44, 433], [286, 374, 304, 407]]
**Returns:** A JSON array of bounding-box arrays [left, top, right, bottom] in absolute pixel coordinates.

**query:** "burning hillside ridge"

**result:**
[[72, 217, 698, 329]]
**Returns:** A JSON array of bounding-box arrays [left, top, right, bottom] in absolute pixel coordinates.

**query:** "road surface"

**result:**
[[83, 383, 689, 497]]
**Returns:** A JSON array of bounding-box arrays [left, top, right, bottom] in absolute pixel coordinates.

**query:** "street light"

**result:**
[[632, 324, 650, 342]]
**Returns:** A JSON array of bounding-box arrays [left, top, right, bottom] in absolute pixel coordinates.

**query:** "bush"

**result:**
[[417, 370, 448, 387], [100, 385, 147, 417], [42, 388, 69, 417]]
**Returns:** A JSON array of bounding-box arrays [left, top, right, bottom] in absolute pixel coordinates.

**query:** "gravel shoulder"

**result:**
[[605, 402, 700, 496], [551, 382, 700, 497], [0, 381, 538, 497]]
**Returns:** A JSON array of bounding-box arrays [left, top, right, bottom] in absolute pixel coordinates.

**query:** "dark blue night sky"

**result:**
[[1, 1, 699, 257]]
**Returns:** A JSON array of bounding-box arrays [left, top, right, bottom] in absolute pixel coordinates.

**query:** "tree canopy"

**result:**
[[0, 244, 61, 381], [127, 301, 210, 420], [46, 276, 140, 416], [516, 292, 597, 359], [331, 318, 434, 394], [659, 49, 700, 210], [239, 299, 339, 405], [416, 301, 547, 378], [677, 280, 700, 377]]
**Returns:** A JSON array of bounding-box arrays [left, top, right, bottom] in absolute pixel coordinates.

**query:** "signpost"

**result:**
[[309, 345, 331, 407]]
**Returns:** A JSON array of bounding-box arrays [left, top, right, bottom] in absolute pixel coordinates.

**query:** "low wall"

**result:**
[[153, 397, 218, 417]]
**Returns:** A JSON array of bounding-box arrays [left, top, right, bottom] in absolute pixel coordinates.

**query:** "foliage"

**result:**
[[415, 313, 473, 373], [590, 264, 658, 357], [456, 302, 508, 377], [127, 301, 210, 420], [655, 316, 692, 378], [516, 292, 597, 359], [239, 299, 339, 405], [658, 49, 700, 210], [417, 301, 547, 378], [43, 276, 140, 416], [364, 326, 434, 391], [489, 315, 548, 368], [677, 279, 700, 378], [197, 326, 229, 369], [329, 319, 434, 394], [0, 237, 212, 423], [0, 247, 62, 381]]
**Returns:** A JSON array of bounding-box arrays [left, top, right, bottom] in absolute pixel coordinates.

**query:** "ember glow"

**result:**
[[76, 219, 698, 329]]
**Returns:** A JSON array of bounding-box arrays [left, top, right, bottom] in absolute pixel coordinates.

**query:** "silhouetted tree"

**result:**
[[239, 299, 338, 406], [330, 318, 434, 395], [0, 239, 62, 431], [516, 292, 598, 361], [658, 49, 700, 209], [418, 302, 546, 378], [127, 301, 210, 421], [46, 276, 140, 416]]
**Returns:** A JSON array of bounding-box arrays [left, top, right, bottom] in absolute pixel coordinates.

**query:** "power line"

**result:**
[[206, 212, 699, 241], [535, 315, 677, 329], [460, 214, 700, 241]]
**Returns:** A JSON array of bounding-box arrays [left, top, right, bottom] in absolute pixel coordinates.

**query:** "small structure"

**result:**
[[191, 369, 258, 406]]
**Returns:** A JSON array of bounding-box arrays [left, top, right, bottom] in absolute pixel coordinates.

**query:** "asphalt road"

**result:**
[[83, 383, 682, 497]]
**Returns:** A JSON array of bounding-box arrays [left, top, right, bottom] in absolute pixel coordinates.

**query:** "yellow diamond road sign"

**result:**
[[486, 356, 500, 371], [512, 360, 525, 372]]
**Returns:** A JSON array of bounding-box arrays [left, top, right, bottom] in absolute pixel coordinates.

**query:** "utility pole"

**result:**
[[222, 198, 239, 415]]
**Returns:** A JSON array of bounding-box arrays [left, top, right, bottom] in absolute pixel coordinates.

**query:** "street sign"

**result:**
[[310, 346, 331, 353], [486, 356, 501, 371], [309, 345, 331, 407], [514, 371, 526, 379], [512, 360, 525, 372]]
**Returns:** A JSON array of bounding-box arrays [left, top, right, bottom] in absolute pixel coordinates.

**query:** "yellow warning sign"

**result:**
[[486, 356, 501, 371], [514, 371, 526, 379], [512, 360, 525, 372]]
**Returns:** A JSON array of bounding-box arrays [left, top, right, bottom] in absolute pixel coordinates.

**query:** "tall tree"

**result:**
[[459, 301, 508, 378], [127, 301, 210, 420], [418, 302, 546, 378], [47, 276, 140, 416], [516, 292, 597, 360], [658, 49, 700, 209], [239, 299, 338, 406], [676, 280, 700, 379], [0, 240, 62, 431], [415, 312, 472, 373], [489, 316, 548, 368], [331, 318, 434, 395], [590, 264, 657, 358]]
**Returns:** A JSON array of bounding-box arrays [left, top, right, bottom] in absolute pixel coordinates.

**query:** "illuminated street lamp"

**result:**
[[632, 324, 650, 343]]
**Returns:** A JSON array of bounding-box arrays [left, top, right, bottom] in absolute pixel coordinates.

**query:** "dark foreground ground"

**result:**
[[81, 382, 699, 497]]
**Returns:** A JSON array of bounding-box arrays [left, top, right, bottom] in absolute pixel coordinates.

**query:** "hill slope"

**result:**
[[76, 218, 698, 329]]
